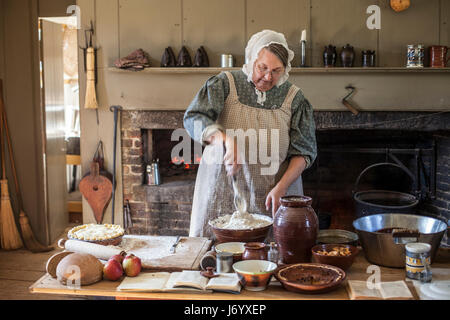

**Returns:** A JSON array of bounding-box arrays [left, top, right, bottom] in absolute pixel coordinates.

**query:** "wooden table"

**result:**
[[29, 248, 450, 300]]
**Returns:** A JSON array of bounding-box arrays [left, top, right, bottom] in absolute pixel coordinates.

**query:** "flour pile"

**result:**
[[210, 211, 272, 230]]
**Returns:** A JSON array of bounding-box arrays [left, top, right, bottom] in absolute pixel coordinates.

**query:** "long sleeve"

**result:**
[[288, 91, 318, 169], [183, 73, 230, 144]]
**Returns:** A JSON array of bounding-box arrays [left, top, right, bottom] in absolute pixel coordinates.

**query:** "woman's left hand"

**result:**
[[265, 184, 287, 218]]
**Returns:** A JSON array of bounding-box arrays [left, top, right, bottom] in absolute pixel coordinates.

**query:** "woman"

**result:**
[[184, 30, 317, 238]]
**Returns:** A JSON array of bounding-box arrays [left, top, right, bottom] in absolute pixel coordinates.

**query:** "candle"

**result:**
[[301, 30, 307, 42]]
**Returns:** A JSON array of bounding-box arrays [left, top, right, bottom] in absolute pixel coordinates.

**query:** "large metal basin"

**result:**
[[353, 213, 448, 268]]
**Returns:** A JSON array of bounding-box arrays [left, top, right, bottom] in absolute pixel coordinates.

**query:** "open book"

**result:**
[[117, 271, 241, 294], [346, 280, 414, 300]]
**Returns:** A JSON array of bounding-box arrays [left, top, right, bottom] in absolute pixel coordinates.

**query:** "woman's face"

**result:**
[[252, 48, 285, 92]]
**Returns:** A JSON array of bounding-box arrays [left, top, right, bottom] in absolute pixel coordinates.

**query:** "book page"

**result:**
[[346, 280, 383, 300], [379, 281, 413, 300], [173, 270, 209, 290], [117, 272, 171, 292], [163, 271, 212, 293], [205, 273, 241, 293]]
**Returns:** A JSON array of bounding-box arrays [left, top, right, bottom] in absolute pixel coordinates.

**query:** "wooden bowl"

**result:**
[[311, 244, 359, 271], [209, 215, 273, 244], [274, 263, 346, 294]]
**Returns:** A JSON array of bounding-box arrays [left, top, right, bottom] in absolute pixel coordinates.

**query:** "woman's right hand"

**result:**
[[223, 134, 241, 176], [206, 131, 241, 176]]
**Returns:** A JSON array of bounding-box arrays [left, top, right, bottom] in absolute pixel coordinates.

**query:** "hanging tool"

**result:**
[[79, 141, 113, 224], [123, 199, 133, 232], [342, 85, 359, 116], [81, 21, 100, 124], [110, 105, 123, 225]]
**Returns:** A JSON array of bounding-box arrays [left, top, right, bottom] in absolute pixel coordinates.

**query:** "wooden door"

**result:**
[[40, 19, 68, 243]]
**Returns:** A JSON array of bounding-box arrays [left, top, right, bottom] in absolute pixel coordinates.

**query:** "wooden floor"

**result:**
[[0, 229, 93, 300]]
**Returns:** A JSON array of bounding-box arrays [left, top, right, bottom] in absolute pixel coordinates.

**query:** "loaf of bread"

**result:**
[[56, 253, 103, 286]]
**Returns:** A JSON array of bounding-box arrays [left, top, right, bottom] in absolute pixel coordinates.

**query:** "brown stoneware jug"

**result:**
[[242, 242, 268, 261], [341, 44, 355, 67], [273, 196, 319, 264]]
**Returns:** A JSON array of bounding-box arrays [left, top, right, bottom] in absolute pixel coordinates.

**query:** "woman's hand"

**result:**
[[206, 131, 241, 176], [223, 134, 241, 176], [265, 184, 288, 218]]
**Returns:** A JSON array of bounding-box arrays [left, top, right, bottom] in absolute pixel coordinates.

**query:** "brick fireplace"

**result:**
[[121, 110, 450, 244]]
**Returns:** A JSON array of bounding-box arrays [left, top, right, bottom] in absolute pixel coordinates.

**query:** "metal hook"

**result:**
[[343, 85, 355, 101], [342, 85, 359, 115]]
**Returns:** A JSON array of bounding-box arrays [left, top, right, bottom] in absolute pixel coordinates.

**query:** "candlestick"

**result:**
[[301, 30, 307, 42], [300, 30, 307, 67]]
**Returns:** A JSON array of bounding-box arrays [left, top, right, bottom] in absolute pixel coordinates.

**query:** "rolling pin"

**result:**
[[58, 239, 126, 261]]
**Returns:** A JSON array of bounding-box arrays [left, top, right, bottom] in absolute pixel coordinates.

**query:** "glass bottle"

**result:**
[[268, 242, 279, 265]]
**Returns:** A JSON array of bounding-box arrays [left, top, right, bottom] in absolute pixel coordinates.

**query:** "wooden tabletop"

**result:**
[[29, 248, 450, 300]]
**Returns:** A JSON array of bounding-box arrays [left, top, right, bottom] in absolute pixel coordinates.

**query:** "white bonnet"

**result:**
[[242, 29, 294, 88]]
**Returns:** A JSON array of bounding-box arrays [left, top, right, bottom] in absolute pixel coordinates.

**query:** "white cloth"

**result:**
[[242, 30, 295, 104]]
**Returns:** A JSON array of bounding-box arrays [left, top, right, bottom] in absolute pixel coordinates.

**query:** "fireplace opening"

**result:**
[[143, 129, 203, 182], [302, 129, 446, 233]]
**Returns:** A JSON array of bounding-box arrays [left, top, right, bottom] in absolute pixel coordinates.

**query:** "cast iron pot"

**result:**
[[353, 162, 419, 218], [353, 213, 448, 268]]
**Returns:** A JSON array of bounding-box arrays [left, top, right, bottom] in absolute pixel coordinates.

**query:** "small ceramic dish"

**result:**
[[311, 244, 359, 271], [274, 263, 346, 294], [232, 260, 277, 291], [316, 229, 359, 246], [215, 242, 245, 262]]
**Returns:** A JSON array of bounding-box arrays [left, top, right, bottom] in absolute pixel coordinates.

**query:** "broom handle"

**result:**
[[2, 98, 23, 210], [0, 80, 5, 181], [0, 79, 23, 209]]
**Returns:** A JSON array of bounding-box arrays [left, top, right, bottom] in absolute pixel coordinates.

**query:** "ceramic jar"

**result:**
[[429, 46, 449, 68], [242, 242, 268, 261], [323, 45, 337, 67], [273, 196, 318, 264], [362, 50, 376, 67], [341, 44, 355, 67]]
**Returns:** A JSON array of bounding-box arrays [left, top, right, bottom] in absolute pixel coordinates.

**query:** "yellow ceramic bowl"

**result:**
[[232, 260, 277, 291]]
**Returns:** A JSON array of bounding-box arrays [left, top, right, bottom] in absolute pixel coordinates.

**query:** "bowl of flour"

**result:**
[[209, 211, 273, 244]]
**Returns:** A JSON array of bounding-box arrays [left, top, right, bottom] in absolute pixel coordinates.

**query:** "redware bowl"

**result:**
[[209, 214, 272, 244], [311, 244, 359, 271], [274, 263, 346, 294]]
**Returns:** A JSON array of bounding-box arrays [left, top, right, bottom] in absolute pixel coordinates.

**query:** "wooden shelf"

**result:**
[[108, 67, 450, 74]]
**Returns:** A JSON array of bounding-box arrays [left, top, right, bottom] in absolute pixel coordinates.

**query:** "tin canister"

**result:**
[[216, 252, 233, 273], [221, 54, 233, 68], [406, 44, 425, 68], [405, 243, 431, 281]]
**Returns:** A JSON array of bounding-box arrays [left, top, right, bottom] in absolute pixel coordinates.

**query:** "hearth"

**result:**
[[121, 110, 449, 244]]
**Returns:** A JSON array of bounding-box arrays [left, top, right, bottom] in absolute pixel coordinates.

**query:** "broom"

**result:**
[[84, 47, 98, 110], [0, 82, 53, 252], [0, 81, 23, 250]]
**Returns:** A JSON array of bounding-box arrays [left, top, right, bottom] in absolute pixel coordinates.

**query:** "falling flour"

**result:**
[[210, 211, 272, 230]]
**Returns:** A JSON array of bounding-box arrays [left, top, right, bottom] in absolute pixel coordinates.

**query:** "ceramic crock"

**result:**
[[273, 196, 319, 264], [242, 242, 267, 261]]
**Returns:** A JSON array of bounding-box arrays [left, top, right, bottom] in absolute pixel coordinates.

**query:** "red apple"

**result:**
[[109, 252, 126, 264], [103, 259, 123, 281], [122, 254, 142, 277]]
